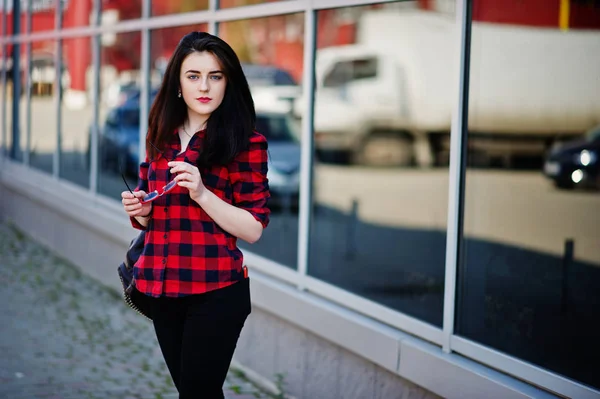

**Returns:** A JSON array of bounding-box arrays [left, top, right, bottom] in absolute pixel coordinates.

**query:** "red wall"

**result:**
[[419, 0, 600, 29], [472, 0, 561, 27], [470, 0, 600, 29]]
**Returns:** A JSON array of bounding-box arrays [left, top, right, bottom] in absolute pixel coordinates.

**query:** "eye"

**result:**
[[187, 75, 199, 80], [210, 75, 223, 81]]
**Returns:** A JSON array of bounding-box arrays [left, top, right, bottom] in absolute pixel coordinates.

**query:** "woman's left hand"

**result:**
[[168, 161, 207, 203]]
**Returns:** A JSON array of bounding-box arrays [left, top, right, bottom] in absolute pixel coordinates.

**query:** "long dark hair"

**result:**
[[147, 31, 255, 167]]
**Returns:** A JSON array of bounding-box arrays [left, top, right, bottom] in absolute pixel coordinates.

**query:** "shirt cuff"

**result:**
[[130, 215, 148, 231]]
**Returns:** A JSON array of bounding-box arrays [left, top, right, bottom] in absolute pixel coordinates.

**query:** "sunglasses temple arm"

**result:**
[[121, 173, 135, 194]]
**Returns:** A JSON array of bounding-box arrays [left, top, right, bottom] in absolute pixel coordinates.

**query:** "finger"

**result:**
[[170, 163, 198, 175], [128, 208, 143, 216], [121, 191, 135, 199], [170, 165, 190, 175], [124, 203, 142, 212], [174, 172, 194, 182], [132, 191, 147, 199], [122, 197, 140, 206], [177, 181, 194, 189]]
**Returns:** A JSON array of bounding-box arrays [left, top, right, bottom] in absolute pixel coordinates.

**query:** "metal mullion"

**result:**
[[213, 0, 305, 22], [10, 0, 21, 161], [442, 0, 471, 353], [304, 275, 444, 345], [1, 0, 6, 159], [208, 0, 218, 34], [24, 0, 32, 166], [139, 0, 151, 173], [312, 0, 397, 10], [90, 0, 101, 194], [243, 251, 301, 287], [296, 4, 316, 290], [10, 26, 100, 43], [53, 1, 63, 179], [451, 336, 600, 399]]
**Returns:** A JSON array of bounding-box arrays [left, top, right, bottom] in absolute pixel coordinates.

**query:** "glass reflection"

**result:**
[[457, 1, 600, 389], [219, 0, 286, 8], [304, 1, 452, 327], [29, 40, 57, 174], [101, 0, 141, 22], [97, 31, 141, 199], [62, 0, 93, 28], [151, 24, 208, 91], [3, 43, 15, 160], [1, 42, 6, 156], [219, 14, 304, 269], [152, 0, 208, 16], [60, 37, 93, 188]]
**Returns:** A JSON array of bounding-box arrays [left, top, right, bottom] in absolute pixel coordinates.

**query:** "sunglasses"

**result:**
[[121, 140, 178, 204]]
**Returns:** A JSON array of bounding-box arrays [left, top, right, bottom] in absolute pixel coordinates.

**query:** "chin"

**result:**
[[189, 104, 217, 117]]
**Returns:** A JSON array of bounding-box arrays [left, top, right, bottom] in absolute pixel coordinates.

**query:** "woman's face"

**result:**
[[179, 51, 227, 124]]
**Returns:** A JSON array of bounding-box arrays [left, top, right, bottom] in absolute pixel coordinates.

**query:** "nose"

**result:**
[[199, 77, 209, 92]]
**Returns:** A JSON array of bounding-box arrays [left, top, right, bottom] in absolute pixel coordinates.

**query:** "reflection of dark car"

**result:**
[[256, 112, 301, 206], [98, 103, 143, 176], [543, 125, 600, 190], [87, 89, 158, 176]]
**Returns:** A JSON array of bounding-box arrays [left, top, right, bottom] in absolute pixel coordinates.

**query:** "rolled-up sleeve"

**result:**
[[230, 132, 271, 228], [130, 158, 150, 231]]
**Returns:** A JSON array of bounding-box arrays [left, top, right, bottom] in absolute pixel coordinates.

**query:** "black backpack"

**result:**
[[117, 231, 153, 320]]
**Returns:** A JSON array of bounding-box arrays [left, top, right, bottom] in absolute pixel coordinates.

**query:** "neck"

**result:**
[[185, 113, 208, 134]]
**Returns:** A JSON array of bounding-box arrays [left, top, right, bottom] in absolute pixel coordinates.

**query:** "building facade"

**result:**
[[1, 0, 600, 398]]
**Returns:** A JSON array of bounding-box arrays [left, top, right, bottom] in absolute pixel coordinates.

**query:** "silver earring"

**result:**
[[178, 90, 182, 98]]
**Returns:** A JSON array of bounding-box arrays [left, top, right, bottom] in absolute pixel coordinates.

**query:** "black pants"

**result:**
[[150, 278, 251, 399]]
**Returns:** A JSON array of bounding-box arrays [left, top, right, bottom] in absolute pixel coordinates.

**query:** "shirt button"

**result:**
[[163, 234, 168, 239], [164, 207, 168, 212], [162, 259, 166, 264]]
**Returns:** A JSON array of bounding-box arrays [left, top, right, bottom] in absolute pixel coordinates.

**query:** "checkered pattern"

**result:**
[[131, 130, 270, 297]]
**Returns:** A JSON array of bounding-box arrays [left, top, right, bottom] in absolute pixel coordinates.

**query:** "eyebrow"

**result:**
[[185, 69, 223, 74]]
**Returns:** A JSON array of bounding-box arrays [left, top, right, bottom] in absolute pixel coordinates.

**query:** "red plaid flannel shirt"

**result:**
[[130, 129, 270, 297]]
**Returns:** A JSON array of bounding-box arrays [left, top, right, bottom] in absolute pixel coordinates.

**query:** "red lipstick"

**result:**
[[197, 97, 211, 103]]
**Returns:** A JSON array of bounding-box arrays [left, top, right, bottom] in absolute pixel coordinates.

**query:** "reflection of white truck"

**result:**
[[295, 10, 600, 167]]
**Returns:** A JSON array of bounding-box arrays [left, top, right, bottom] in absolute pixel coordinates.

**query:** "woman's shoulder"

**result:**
[[249, 130, 267, 145], [230, 130, 268, 169]]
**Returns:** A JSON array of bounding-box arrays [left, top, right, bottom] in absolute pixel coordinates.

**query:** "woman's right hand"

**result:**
[[121, 191, 152, 217]]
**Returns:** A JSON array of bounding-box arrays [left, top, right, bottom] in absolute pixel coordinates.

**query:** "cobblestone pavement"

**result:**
[[0, 222, 270, 399]]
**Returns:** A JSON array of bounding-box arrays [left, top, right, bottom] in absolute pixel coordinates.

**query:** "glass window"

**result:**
[[29, 40, 58, 174], [15, 41, 26, 162], [62, 0, 94, 28], [323, 57, 378, 88], [28, 1, 56, 32], [60, 37, 93, 188], [219, 13, 304, 269], [0, 42, 6, 157], [456, 1, 600, 390], [219, 0, 287, 8], [97, 31, 141, 199], [1, 0, 27, 35], [306, 1, 454, 327], [3, 43, 15, 160], [152, 0, 208, 16], [101, 0, 141, 23]]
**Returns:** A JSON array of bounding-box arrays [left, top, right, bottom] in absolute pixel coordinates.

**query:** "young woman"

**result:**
[[120, 31, 270, 398]]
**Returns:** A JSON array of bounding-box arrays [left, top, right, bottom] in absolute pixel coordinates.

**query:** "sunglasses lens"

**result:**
[[143, 191, 158, 202], [164, 180, 177, 192]]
